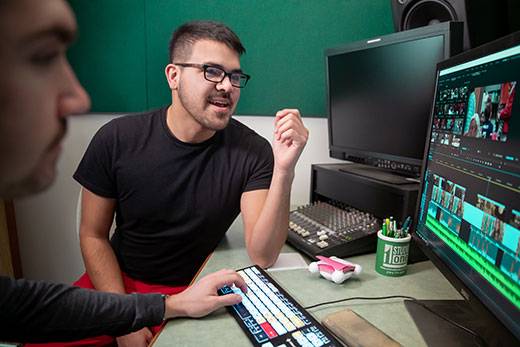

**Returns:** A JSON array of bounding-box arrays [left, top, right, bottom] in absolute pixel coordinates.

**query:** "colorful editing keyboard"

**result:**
[[218, 265, 339, 347]]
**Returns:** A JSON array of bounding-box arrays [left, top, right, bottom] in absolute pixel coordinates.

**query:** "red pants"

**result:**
[[25, 273, 187, 347]]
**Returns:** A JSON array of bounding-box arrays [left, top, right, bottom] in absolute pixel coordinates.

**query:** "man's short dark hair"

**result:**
[[169, 20, 245, 63]]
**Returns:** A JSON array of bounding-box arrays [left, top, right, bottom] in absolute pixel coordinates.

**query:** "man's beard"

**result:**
[[178, 87, 235, 131]]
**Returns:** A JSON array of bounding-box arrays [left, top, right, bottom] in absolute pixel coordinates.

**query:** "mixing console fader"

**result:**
[[287, 201, 381, 258]]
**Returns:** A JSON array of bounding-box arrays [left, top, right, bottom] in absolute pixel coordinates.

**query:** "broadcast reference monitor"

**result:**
[[326, 22, 463, 183]]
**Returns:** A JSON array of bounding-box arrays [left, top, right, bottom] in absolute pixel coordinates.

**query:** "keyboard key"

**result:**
[[269, 319, 287, 335], [253, 331, 269, 343], [260, 322, 278, 339], [292, 331, 313, 347], [233, 303, 251, 319]]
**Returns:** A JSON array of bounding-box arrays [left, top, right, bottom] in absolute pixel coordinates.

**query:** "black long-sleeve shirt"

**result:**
[[0, 276, 164, 343]]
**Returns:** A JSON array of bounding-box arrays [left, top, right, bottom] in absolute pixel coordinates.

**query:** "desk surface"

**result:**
[[152, 218, 462, 346]]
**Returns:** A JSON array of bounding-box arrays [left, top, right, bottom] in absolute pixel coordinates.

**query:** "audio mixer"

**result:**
[[287, 201, 381, 258]]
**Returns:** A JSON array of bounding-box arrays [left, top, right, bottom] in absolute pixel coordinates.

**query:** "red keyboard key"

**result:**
[[260, 322, 278, 339]]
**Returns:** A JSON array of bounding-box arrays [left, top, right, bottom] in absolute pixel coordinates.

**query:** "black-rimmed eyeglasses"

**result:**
[[174, 63, 250, 88]]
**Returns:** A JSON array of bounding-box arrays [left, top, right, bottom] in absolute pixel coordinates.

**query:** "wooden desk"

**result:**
[[152, 218, 462, 346]]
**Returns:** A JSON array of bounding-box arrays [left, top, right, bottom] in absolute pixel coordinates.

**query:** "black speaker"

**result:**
[[391, 0, 512, 50]]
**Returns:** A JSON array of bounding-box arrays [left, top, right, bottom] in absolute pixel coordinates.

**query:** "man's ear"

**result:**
[[165, 64, 179, 90]]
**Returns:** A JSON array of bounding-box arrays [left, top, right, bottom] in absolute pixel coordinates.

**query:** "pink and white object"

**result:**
[[308, 256, 362, 284]]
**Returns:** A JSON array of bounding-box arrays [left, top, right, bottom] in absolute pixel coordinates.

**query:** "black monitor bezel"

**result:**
[[325, 21, 464, 166], [412, 30, 520, 341]]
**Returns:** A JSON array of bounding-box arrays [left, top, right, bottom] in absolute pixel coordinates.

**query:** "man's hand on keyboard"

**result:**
[[164, 269, 247, 319]]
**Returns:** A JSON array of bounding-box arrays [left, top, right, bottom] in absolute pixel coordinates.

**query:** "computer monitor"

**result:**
[[325, 22, 463, 182], [413, 31, 520, 345]]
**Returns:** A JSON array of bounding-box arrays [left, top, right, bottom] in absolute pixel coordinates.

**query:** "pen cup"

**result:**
[[375, 230, 411, 277]]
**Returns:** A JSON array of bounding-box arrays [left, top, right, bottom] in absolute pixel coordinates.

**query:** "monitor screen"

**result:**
[[415, 32, 520, 341], [326, 22, 463, 176]]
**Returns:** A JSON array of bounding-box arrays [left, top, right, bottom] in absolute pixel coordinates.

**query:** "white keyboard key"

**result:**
[[306, 332, 325, 347]]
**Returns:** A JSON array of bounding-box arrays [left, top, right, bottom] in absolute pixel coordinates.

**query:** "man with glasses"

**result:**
[[62, 20, 308, 346], [1, 2, 248, 345]]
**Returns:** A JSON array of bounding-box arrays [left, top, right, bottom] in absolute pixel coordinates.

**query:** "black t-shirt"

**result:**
[[74, 107, 273, 285]]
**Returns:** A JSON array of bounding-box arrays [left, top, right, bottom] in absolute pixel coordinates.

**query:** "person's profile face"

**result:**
[[0, 0, 90, 198]]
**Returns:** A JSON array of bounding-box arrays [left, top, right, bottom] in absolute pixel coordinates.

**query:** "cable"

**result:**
[[303, 294, 416, 310], [304, 295, 488, 346]]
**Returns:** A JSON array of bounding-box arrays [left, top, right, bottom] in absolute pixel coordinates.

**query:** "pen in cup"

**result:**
[[381, 215, 412, 238]]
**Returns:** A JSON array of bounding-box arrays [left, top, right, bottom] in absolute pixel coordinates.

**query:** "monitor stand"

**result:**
[[404, 300, 517, 346], [338, 163, 418, 185]]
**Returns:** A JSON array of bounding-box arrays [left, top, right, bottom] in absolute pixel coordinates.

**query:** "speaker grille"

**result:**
[[403, 0, 458, 30]]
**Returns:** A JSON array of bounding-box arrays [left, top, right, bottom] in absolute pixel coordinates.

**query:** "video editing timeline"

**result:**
[[286, 201, 380, 258], [417, 44, 520, 314], [218, 265, 339, 347], [426, 172, 519, 291]]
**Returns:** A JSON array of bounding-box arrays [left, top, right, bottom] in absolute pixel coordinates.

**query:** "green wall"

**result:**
[[68, 0, 394, 116]]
